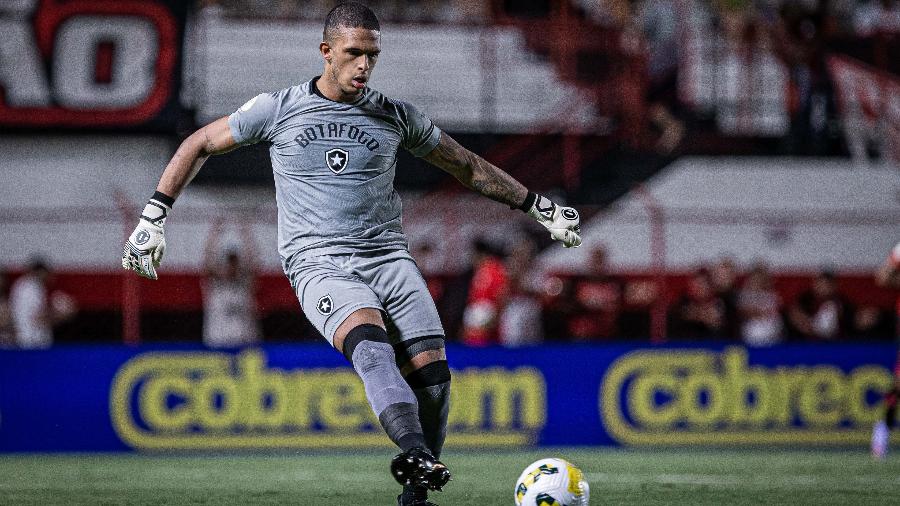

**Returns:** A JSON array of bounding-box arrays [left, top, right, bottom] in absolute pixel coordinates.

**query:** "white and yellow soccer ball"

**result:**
[[514, 458, 590, 506]]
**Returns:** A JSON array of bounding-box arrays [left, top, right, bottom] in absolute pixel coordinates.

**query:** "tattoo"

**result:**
[[424, 134, 527, 208], [203, 127, 218, 155]]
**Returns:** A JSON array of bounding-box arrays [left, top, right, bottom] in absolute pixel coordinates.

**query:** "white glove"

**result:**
[[121, 195, 171, 280], [526, 193, 582, 248]]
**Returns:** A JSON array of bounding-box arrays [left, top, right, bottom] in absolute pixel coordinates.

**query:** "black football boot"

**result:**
[[390, 447, 451, 491]]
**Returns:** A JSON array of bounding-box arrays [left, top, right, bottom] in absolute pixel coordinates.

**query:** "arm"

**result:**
[[122, 118, 238, 280], [158, 117, 237, 199], [422, 132, 528, 208], [422, 132, 582, 248]]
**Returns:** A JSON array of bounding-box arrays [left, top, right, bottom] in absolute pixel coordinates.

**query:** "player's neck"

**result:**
[[315, 74, 361, 103]]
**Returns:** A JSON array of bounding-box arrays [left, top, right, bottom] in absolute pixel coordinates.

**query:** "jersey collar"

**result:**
[[310, 76, 367, 105]]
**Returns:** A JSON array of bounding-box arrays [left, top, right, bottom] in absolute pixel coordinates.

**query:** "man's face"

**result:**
[[321, 27, 380, 98]]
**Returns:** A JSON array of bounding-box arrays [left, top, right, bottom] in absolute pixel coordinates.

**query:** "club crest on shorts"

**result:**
[[325, 148, 349, 174], [316, 294, 334, 315]]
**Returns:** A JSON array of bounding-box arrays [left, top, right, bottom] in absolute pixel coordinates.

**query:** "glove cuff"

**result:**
[[141, 192, 173, 227], [515, 191, 537, 212], [151, 191, 175, 208], [526, 193, 557, 223]]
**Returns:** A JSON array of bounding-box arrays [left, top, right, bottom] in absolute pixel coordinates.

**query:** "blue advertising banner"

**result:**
[[0, 344, 896, 452]]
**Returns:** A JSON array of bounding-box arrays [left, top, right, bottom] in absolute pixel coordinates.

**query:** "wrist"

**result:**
[[525, 193, 556, 222], [151, 191, 175, 208], [515, 191, 537, 212], [141, 191, 174, 226]]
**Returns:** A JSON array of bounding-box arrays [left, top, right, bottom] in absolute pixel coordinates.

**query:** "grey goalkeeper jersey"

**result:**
[[228, 78, 441, 273]]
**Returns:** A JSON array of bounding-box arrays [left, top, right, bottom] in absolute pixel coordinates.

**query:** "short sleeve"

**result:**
[[228, 92, 280, 145], [398, 101, 441, 157]]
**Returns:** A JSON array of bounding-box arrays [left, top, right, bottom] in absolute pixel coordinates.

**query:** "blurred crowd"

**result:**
[[198, 0, 490, 23], [1, 0, 898, 349], [1, 236, 896, 348], [438, 240, 898, 347], [202, 0, 900, 32], [0, 259, 77, 350], [588, 0, 900, 153], [194, 0, 900, 158], [591, 0, 900, 37]]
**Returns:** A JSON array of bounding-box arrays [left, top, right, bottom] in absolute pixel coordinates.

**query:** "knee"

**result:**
[[405, 359, 451, 389], [343, 324, 393, 369]]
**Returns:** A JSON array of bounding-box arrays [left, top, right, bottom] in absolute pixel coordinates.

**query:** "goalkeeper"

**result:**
[[122, 3, 581, 505]]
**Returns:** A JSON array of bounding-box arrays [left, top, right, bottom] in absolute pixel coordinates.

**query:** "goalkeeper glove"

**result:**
[[121, 192, 173, 280], [521, 192, 582, 248]]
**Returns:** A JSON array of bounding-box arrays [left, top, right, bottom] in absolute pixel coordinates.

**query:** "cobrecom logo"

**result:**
[[0, 0, 179, 127], [110, 350, 547, 450], [600, 347, 893, 445]]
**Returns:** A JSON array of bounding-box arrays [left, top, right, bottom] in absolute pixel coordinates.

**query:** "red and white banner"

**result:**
[[828, 55, 900, 166], [0, 0, 187, 131]]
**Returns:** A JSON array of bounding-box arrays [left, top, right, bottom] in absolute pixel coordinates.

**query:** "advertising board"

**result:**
[[0, 344, 894, 451]]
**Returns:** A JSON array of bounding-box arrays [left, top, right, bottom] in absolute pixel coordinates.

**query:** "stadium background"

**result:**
[[1, 0, 900, 504]]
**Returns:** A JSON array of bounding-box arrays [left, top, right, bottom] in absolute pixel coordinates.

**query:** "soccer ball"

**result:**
[[514, 458, 590, 506]]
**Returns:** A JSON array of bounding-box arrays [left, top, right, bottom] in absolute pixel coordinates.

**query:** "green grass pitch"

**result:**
[[1, 449, 898, 505]]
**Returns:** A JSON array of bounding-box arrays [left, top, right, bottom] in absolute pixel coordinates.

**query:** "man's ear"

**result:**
[[320, 41, 332, 63]]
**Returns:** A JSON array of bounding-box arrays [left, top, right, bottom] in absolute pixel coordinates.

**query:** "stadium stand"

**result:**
[[4, 6, 900, 499], [191, 18, 598, 132], [0, 0, 898, 346]]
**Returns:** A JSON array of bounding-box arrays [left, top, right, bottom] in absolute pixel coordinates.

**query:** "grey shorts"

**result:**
[[289, 248, 445, 346]]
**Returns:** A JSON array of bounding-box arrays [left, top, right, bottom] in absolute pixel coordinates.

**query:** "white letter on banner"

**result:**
[[53, 16, 158, 109], [0, 12, 53, 107]]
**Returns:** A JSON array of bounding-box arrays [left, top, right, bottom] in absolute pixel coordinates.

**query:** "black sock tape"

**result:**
[[405, 360, 451, 389]]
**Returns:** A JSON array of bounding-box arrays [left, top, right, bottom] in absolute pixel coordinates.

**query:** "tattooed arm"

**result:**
[[157, 116, 238, 199], [423, 132, 582, 248], [422, 132, 529, 209]]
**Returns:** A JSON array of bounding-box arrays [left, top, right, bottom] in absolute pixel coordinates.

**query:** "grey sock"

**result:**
[[351, 340, 426, 450]]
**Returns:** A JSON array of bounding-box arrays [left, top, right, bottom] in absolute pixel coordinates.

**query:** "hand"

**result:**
[[121, 197, 170, 280], [527, 194, 582, 248]]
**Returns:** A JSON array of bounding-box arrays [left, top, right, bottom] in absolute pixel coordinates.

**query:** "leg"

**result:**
[[395, 337, 451, 505], [333, 308, 427, 452], [350, 250, 449, 456], [333, 309, 450, 494], [396, 337, 451, 459], [346, 250, 451, 499], [291, 256, 449, 497]]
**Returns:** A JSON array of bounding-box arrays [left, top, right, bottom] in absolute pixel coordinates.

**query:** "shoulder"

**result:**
[[280, 81, 314, 102], [240, 83, 311, 112], [361, 87, 416, 118]]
